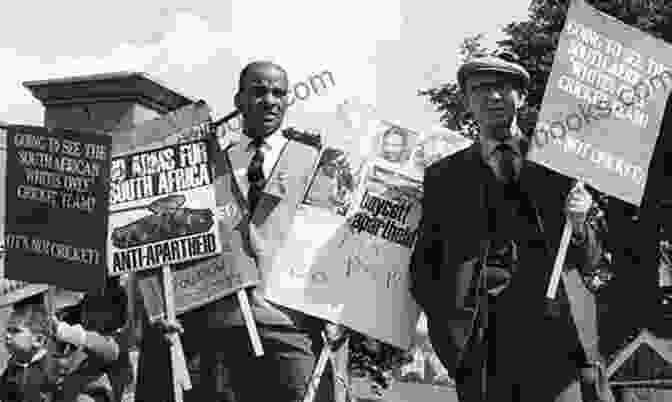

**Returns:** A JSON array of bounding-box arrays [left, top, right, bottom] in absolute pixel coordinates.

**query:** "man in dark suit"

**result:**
[[410, 54, 609, 401]]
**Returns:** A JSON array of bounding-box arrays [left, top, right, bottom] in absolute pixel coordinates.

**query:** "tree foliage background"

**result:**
[[416, 0, 672, 365], [419, 0, 672, 141]]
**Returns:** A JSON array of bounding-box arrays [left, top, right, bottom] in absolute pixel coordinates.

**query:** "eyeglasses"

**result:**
[[469, 81, 516, 97]]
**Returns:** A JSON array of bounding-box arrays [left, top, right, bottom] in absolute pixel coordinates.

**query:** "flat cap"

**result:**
[[458, 53, 530, 90]]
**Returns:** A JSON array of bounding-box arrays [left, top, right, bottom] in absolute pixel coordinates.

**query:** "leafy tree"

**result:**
[[419, 0, 672, 140], [418, 0, 672, 359]]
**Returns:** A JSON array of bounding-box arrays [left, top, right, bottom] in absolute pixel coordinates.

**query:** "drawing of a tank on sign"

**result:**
[[111, 194, 213, 249]]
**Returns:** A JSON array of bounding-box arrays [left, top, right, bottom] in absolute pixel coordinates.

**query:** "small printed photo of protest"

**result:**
[[303, 147, 357, 216]]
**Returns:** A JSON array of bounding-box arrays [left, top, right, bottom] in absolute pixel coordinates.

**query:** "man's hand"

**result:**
[[50, 315, 87, 348], [565, 181, 593, 236], [325, 323, 346, 343], [153, 317, 184, 344]]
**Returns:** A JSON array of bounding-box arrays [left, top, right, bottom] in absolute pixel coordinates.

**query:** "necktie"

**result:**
[[247, 142, 266, 212], [496, 143, 516, 184]]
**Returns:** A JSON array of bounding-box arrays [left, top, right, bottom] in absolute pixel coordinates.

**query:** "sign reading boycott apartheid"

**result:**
[[3, 125, 111, 291], [266, 120, 422, 349], [529, 0, 672, 205], [313, 162, 422, 349], [108, 139, 222, 275]]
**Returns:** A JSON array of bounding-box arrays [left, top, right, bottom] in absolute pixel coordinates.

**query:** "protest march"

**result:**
[[1, 1, 672, 401]]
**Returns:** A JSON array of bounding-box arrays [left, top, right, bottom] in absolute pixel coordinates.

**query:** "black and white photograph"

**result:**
[[1, 1, 672, 401]]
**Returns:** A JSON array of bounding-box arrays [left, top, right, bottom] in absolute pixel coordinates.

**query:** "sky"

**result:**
[[0, 0, 532, 136]]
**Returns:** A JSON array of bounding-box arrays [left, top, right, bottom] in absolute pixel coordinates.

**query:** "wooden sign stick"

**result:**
[[546, 181, 584, 300], [161, 265, 192, 399], [545, 218, 573, 299], [44, 286, 56, 316], [237, 289, 264, 356], [303, 333, 332, 402]]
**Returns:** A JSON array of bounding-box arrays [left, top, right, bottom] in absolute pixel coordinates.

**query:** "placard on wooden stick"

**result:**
[[527, 0, 672, 299], [3, 125, 111, 291]]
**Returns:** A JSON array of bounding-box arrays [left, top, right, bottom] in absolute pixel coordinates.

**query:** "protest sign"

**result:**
[[108, 139, 222, 275], [111, 103, 259, 395], [0, 280, 48, 307], [114, 104, 264, 363], [3, 125, 111, 291], [266, 115, 423, 349], [136, 252, 259, 321], [110, 100, 213, 156], [307, 162, 422, 349], [528, 0, 672, 206]]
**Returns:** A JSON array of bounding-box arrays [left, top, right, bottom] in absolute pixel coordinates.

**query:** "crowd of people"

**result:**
[[2, 50, 670, 402]]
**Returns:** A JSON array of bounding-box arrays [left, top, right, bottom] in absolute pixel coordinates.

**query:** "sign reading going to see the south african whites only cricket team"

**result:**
[[3, 125, 111, 291], [108, 139, 222, 275], [529, 0, 672, 206]]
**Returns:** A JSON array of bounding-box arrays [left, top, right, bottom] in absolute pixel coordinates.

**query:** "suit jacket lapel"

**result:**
[[518, 159, 547, 237], [226, 143, 253, 204], [439, 143, 489, 266]]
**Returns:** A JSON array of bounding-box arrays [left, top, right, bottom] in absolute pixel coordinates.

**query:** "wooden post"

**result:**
[[546, 218, 573, 299], [237, 290, 264, 356], [161, 265, 192, 401], [546, 181, 585, 300], [303, 338, 332, 402], [44, 287, 57, 316], [331, 337, 350, 402]]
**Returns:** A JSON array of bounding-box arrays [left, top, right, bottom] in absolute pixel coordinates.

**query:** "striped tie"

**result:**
[[247, 143, 266, 212]]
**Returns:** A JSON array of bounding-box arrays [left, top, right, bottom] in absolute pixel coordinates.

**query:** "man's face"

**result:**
[[4, 323, 41, 358], [465, 72, 525, 139], [236, 64, 289, 139], [382, 130, 406, 163]]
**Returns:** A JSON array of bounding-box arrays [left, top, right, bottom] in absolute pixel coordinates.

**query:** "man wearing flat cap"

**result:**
[[410, 53, 612, 401]]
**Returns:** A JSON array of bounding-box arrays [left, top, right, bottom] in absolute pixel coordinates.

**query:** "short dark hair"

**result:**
[[238, 61, 288, 92]]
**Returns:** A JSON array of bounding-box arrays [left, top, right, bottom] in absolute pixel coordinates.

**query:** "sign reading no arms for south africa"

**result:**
[[107, 139, 222, 275]]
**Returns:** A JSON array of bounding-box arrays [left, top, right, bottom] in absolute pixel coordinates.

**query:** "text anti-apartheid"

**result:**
[[110, 142, 211, 205], [111, 232, 218, 275], [348, 190, 418, 248]]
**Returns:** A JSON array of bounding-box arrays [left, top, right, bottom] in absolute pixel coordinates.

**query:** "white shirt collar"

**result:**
[[238, 127, 287, 152], [228, 126, 289, 193]]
